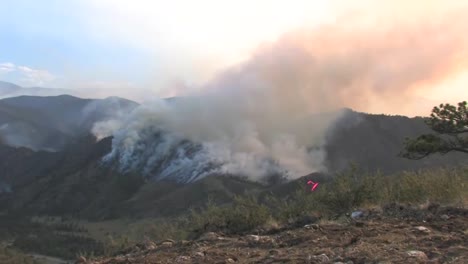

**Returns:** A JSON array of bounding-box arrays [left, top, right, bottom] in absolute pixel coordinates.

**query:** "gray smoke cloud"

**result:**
[[95, 8, 468, 183], [97, 94, 340, 182]]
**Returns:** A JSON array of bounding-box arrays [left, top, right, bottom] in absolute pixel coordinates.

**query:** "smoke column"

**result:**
[[95, 8, 468, 182]]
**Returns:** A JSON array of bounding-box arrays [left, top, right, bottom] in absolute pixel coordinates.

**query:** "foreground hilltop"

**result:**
[[86, 204, 468, 264]]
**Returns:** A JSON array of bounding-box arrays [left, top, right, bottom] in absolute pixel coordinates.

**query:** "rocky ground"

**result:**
[[85, 204, 467, 264]]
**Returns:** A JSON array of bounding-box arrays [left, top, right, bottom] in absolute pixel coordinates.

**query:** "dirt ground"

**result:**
[[87, 204, 467, 264]]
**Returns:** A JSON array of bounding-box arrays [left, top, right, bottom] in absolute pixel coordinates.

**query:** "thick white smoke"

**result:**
[[97, 92, 340, 182], [95, 7, 468, 183]]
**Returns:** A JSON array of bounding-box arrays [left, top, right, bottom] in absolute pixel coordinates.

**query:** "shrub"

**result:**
[[321, 168, 382, 212], [190, 196, 270, 235], [387, 167, 467, 204], [224, 196, 270, 233]]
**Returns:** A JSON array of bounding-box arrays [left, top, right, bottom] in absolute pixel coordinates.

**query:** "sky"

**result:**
[[0, 1, 330, 88], [1, 0, 467, 115]]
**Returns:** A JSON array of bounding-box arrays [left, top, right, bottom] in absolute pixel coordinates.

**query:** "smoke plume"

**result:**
[[96, 8, 468, 182]]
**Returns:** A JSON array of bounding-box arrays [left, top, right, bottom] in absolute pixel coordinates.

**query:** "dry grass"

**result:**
[[186, 166, 468, 237]]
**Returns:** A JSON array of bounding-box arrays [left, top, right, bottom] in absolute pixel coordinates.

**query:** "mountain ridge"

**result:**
[[0, 81, 82, 99], [0, 94, 138, 150]]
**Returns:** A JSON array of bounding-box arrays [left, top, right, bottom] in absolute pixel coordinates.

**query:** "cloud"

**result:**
[[0, 62, 15, 73], [17, 65, 56, 86], [0, 62, 56, 86]]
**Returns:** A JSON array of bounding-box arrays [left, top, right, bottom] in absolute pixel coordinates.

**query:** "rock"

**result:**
[[304, 224, 320, 230], [226, 258, 236, 263], [147, 244, 157, 250], [247, 235, 260, 242], [76, 256, 87, 263], [413, 226, 430, 233], [175, 256, 191, 262], [144, 241, 157, 250], [194, 252, 205, 258], [440, 214, 450, 220], [246, 235, 275, 244], [163, 239, 176, 243], [179, 240, 191, 245], [198, 232, 219, 241], [313, 254, 329, 262], [160, 241, 174, 247], [407, 250, 428, 261], [351, 211, 364, 219]]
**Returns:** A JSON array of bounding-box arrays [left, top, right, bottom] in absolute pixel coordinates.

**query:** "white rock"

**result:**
[[414, 226, 430, 233], [246, 234, 275, 244], [198, 232, 219, 241], [175, 256, 191, 262], [247, 235, 260, 242], [351, 211, 364, 219], [144, 241, 157, 250], [407, 250, 428, 261], [194, 252, 205, 258], [160, 241, 174, 247]]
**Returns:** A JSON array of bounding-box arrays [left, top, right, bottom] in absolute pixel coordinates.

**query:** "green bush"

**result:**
[[265, 186, 318, 222], [224, 196, 270, 233], [190, 196, 270, 235], [268, 166, 467, 223], [386, 167, 467, 204], [321, 168, 382, 212]]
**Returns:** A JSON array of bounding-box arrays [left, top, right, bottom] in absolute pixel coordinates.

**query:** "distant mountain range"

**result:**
[[0, 81, 85, 98], [0, 80, 155, 102]]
